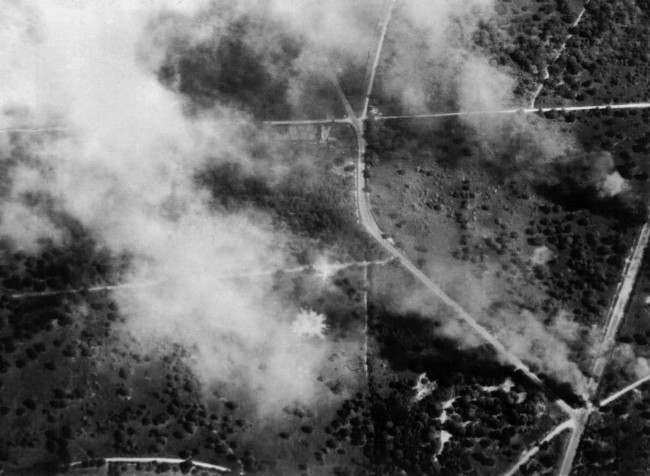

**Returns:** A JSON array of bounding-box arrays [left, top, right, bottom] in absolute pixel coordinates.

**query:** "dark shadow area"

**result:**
[[159, 18, 297, 120], [534, 162, 647, 228]]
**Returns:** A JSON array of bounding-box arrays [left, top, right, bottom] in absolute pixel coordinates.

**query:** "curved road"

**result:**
[[264, 0, 573, 413], [352, 116, 556, 392], [339, 0, 580, 415]]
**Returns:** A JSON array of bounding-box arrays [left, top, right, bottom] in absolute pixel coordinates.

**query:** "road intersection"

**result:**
[[264, 1, 650, 474]]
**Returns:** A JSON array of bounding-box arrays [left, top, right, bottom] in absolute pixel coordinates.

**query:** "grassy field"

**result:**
[[365, 114, 641, 334]]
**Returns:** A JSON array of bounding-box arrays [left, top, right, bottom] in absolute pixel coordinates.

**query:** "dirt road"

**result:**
[[342, 0, 570, 411], [530, 0, 592, 108], [557, 215, 649, 475], [376, 101, 650, 121], [502, 418, 575, 476], [69, 457, 229, 472]]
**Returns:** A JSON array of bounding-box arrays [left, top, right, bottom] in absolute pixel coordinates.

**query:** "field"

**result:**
[[365, 114, 642, 330]]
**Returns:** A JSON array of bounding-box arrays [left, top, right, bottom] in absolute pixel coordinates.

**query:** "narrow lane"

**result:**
[[361, 0, 397, 119], [599, 374, 650, 407], [530, 0, 592, 108], [262, 118, 351, 126], [501, 419, 575, 476], [9, 260, 392, 300], [69, 457, 230, 472], [376, 101, 650, 120]]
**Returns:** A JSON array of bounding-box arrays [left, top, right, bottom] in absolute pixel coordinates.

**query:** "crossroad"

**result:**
[[262, 102, 650, 127]]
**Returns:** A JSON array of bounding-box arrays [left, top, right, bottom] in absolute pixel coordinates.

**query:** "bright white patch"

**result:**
[[291, 309, 327, 339], [635, 357, 650, 378], [501, 377, 515, 392], [531, 246, 554, 265], [438, 396, 456, 423], [480, 377, 514, 393], [644, 295, 650, 306], [439, 430, 452, 448], [599, 171, 629, 197], [437, 430, 452, 457], [312, 257, 344, 281], [412, 373, 437, 402]]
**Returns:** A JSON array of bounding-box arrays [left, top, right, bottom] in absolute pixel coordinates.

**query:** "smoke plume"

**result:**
[[0, 0, 349, 414]]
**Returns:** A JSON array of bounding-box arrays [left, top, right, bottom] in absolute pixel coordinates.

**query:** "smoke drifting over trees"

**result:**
[[0, 0, 356, 414], [0, 0, 645, 416]]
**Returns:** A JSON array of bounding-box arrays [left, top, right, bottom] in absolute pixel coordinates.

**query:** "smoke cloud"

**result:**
[[611, 344, 650, 380], [1, 0, 632, 413], [391, 267, 592, 392], [0, 0, 352, 414], [378, 0, 495, 113], [492, 309, 588, 394]]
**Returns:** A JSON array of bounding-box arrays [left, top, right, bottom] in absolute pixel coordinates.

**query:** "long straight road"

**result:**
[[600, 374, 650, 407], [264, 101, 650, 127], [69, 457, 229, 472], [263, 118, 351, 126], [9, 260, 392, 299], [360, 0, 396, 119], [589, 219, 650, 390], [558, 214, 650, 476], [376, 101, 650, 121]]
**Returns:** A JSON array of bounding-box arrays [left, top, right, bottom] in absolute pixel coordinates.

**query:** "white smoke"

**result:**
[[531, 246, 554, 266], [291, 308, 327, 339], [599, 171, 629, 197], [0, 0, 341, 414], [494, 309, 588, 394], [0, 200, 62, 251], [374, 0, 494, 111], [612, 344, 650, 380]]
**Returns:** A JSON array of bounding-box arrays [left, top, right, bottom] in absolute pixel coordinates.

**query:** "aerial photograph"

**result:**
[[0, 1, 649, 475]]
